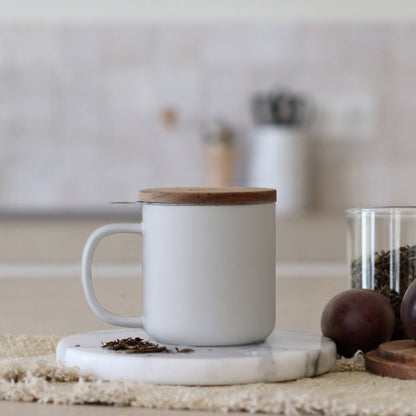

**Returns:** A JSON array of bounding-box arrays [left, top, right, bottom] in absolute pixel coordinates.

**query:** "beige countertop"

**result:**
[[0, 273, 348, 415], [0, 213, 346, 264]]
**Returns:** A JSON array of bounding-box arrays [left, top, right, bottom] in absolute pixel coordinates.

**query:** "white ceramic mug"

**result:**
[[82, 187, 276, 346]]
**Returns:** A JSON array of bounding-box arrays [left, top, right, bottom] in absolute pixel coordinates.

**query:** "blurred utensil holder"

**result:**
[[248, 90, 311, 215]]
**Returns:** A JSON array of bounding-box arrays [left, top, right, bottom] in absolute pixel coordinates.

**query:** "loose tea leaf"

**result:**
[[351, 244, 416, 340], [175, 347, 195, 353], [102, 337, 169, 354], [102, 337, 194, 354]]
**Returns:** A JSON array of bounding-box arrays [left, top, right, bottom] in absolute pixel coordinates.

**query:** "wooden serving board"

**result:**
[[366, 339, 416, 379]]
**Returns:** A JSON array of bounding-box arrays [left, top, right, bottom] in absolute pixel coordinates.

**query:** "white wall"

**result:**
[[1, 0, 416, 23], [2, 21, 416, 211]]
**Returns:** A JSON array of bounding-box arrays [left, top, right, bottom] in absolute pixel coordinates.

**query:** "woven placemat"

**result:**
[[1, 335, 415, 415]]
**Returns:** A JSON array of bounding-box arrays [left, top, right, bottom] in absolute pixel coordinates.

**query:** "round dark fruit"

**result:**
[[400, 280, 416, 339], [321, 289, 395, 357]]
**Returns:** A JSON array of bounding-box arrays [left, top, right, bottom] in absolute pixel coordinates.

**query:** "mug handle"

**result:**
[[81, 223, 143, 328]]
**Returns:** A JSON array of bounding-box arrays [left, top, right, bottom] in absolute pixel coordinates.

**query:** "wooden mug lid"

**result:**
[[138, 187, 276, 205]]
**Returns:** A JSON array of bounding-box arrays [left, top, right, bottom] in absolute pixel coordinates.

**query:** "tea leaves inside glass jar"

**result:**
[[351, 244, 416, 340]]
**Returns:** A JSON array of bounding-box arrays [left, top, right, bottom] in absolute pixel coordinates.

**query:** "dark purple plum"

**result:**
[[321, 289, 395, 357], [401, 280, 416, 339]]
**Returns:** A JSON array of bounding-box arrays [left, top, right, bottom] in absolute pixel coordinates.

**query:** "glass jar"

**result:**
[[346, 207, 416, 340]]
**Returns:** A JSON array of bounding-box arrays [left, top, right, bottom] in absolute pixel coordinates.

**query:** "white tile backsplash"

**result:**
[[100, 26, 157, 68], [10, 26, 62, 68], [151, 25, 202, 67], [1, 22, 416, 211]]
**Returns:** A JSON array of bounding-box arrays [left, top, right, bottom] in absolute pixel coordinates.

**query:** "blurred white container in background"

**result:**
[[249, 126, 308, 215], [248, 92, 310, 215]]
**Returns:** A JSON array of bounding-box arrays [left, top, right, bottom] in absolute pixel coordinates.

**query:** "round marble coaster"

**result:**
[[56, 329, 336, 385]]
